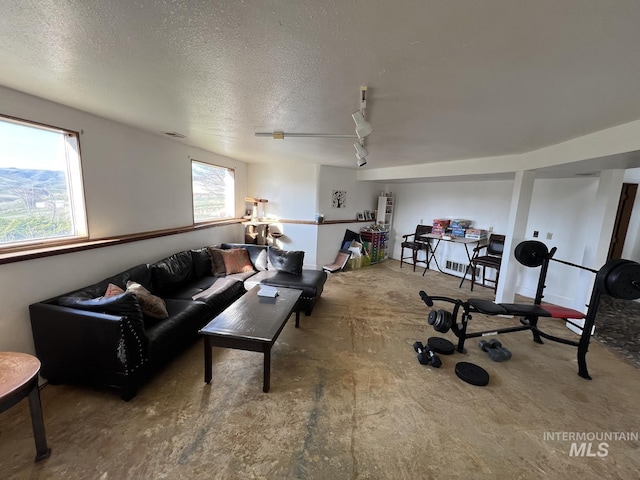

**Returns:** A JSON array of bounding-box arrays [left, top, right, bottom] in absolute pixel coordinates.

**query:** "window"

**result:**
[[191, 160, 235, 222], [0, 115, 87, 250]]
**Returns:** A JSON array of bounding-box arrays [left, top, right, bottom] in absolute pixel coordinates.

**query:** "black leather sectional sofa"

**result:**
[[29, 243, 327, 399]]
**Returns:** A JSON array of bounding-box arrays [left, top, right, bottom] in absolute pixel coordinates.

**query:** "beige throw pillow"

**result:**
[[126, 281, 168, 319], [219, 248, 254, 274]]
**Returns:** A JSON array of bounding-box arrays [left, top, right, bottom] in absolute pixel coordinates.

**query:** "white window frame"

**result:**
[[0, 114, 87, 251], [191, 160, 235, 223]]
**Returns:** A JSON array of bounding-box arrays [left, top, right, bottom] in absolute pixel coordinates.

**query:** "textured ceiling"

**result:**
[[1, 0, 640, 172]]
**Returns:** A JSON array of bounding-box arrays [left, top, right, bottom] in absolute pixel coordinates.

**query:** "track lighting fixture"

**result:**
[[352, 111, 373, 140], [254, 86, 373, 167], [354, 142, 368, 167]]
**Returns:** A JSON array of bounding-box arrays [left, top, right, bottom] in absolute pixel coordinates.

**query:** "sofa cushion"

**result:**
[[207, 247, 228, 277], [220, 243, 269, 271], [191, 248, 212, 278], [150, 251, 194, 296], [164, 276, 244, 311], [105, 264, 153, 293], [126, 281, 169, 320], [145, 299, 211, 363], [268, 247, 304, 275], [260, 269, 327, 297], [59, 264, 152, 301], [242, 270, 278, 292], [219, 248, 255, 274]]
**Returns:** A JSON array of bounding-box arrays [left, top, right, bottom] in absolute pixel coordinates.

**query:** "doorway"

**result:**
[[607, 183, 637, 260]]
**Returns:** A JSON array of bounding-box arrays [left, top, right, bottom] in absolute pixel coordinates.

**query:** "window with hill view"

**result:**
[[191, 160, 235, 223], [0, 115, 87, 249]]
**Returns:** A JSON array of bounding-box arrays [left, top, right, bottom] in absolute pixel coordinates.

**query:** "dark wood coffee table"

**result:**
[[199, 285, 303, 392]]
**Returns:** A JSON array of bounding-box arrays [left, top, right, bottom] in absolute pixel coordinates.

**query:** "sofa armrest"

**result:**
[[29, 302, 149, 392]]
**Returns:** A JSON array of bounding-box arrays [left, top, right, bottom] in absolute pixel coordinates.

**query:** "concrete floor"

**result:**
[[1, 261, 639, 479]]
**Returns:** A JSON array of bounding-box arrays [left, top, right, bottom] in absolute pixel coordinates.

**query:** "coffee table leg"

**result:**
[[27, 382, 51, 462], [295, 309, 300, 328], [263, 347, 271, 393], [204, 337, 212, 384]]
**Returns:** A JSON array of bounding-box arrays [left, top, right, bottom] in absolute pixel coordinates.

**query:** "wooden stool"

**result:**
[[0, 352, 51, 462]]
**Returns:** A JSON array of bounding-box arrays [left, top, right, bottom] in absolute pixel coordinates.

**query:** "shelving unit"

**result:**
[[377, 195, 394, 229], [360, 229, 389, 263]]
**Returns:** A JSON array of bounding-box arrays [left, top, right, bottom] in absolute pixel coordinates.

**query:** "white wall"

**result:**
[[0, 86, 248, 353], [392, 180, 513, 268], [247, 164, 381, 268], [317, 166, 381, 221], [391, 177, 601, 306]]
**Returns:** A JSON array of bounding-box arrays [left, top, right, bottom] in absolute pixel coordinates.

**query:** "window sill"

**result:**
[[0, 219, 242, 265]]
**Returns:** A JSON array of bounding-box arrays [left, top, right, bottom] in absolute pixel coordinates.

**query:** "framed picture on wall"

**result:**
[[332, 190, 346, 208], [364, 210, 371, 220], [357, 212, 365, 221]]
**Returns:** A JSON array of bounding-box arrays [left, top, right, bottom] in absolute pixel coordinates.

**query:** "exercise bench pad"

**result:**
[[539, 304, 585, 319], [468, 299, 550, 317]]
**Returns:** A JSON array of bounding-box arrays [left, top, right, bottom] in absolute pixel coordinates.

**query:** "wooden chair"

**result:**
[[400, 225, 432, 271], [466, 234, 505, 292]]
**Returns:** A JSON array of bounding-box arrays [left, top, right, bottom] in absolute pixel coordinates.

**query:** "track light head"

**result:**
[[354, 142, 368, 167], [354, 142, 368, 158], [352, 111, 373, 139]]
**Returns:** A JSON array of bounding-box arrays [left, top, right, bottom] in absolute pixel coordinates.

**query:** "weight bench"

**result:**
[[419, 240, 640, 380]]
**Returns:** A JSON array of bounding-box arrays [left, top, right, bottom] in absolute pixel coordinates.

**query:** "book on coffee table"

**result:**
[[257, 285, 279, 297]]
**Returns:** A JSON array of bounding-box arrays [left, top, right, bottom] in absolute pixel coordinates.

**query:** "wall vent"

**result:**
[[163, 131, 186, 139], [445, 260, 480, 278]]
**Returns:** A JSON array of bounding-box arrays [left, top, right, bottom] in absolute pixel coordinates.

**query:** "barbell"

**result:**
[[515, 240, 640, 300], [514, 240, 598, 273]]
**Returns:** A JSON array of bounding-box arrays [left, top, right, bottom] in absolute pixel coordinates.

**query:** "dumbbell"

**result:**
[[478, 339, 502, 351], [412, 342, 442, 368]]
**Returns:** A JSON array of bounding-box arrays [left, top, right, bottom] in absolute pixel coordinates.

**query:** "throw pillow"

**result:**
[[219, 248, 255, 275], [254, 249, 268, 271], [207, 247, 228, 277], [126, 281, 169, 319], [104, 283, 125, 298], [268, 247, 304, 275]]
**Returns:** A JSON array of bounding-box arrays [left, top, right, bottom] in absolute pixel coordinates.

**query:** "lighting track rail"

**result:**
[[254, 86, 373, 167]]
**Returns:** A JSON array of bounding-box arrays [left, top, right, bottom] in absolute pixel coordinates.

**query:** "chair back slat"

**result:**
[[487, 234, 506, 256], [415, 225, 432, 237]]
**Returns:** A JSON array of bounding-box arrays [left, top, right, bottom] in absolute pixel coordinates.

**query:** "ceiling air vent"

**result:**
[[163, 132, 186, 139]]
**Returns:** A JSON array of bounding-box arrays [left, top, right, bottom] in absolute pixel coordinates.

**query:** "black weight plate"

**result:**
[[595, 258, 630, 294], [455, 362, 490, 386], [514, 240, 548, 267], [427, 310, 438, 326], [606, 261, 640, 300], [427, 337, 455, 355]]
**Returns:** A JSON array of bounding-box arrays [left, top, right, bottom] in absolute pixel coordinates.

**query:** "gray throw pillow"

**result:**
[[207, 247, 228, 277]]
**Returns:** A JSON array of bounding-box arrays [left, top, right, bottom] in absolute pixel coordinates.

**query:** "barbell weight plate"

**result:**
[[595, 258, 632, 294], [434, 310, 452, 333], [455, 362, 490, 386], [514, 240, 548, 267], [427, 337, 455, 355], [604, 261, 640, 300], [427, 310, 437, 326]]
